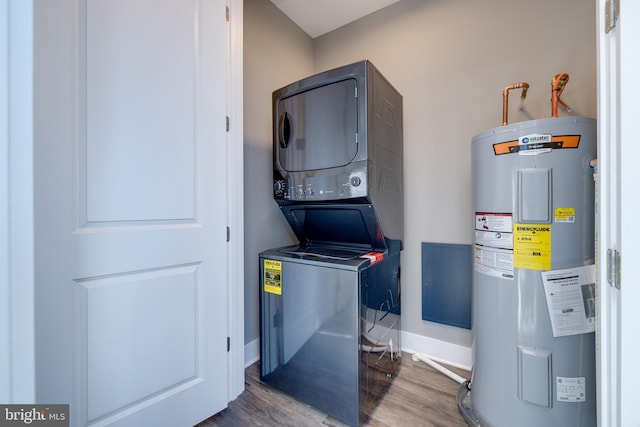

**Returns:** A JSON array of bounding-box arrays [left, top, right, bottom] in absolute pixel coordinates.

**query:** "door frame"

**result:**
[[226, 0, 245, 401], [596, 1, 640, 426], [595, 0, 618, 424], [1, 0, 36, 404], [2, 0, 245, 406]]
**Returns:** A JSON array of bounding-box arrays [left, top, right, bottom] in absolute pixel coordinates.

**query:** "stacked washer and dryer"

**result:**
[[259, 60, 404, 427]]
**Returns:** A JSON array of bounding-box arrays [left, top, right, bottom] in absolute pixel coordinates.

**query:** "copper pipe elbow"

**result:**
[[502, 82, 530, 126]]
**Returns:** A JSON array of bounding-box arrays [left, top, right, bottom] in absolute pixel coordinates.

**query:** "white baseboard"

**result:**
[[244, 338, 260, 368], [400, 330, 472, 371], [244, 331, 472, 371]]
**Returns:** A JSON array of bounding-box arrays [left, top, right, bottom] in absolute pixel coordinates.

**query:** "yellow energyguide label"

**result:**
[[513, 224, 552, 270], [263, 259, 282, 295]]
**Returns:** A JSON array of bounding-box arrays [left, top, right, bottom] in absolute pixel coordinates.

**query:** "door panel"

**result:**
[[613, 3, 640, 426], [85, 0, 197, 222], [34, 1, 229, 426], [81, 265, 199, 420]]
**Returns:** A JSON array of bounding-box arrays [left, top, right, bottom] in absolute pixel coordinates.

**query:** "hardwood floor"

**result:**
[[196, 353, 471, 427]]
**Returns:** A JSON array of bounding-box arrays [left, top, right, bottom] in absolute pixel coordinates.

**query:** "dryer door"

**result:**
[[275, 78, 358, 172]]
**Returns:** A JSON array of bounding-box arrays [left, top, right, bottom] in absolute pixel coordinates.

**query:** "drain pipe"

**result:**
[[411, 352, 468, 384], [502, 82, 530, 126]]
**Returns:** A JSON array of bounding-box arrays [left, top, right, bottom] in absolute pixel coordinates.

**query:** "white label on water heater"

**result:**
[[474, 247, 514, 280], [474, 213, 514, 280], [556, 377, 586, 402]]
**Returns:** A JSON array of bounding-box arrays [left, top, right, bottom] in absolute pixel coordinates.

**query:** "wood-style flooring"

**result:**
[[196, 354, 471, 427]]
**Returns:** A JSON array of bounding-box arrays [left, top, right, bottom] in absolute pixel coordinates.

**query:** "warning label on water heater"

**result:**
[[513, 224, 552, 270], [474, 213, 514, 280], [555, 207, 576, 223]]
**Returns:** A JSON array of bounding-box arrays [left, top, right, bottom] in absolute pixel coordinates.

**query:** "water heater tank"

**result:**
[[466, 117, 597, 426]]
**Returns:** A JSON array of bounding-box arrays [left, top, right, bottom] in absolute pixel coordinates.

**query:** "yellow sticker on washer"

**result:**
[[263, 259, 282, 295], [513, 224, 551, 270]]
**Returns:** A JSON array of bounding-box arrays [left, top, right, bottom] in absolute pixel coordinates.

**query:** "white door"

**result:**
[[33, 1, 231, 425], [596, 1, 640, 426]]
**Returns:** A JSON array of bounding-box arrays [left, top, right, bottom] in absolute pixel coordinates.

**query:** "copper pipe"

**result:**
[[502, 82, 530, 126], [551, 73, 571, 118]]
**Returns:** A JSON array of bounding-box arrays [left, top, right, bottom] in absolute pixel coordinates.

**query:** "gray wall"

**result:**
[[243, 0, 313, 349], [243, 0, 596, 354]]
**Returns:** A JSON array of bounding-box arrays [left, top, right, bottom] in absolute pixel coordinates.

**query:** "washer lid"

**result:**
[[279, 203, 387, 252]]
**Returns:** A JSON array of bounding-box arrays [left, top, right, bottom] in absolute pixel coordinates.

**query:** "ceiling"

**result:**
[[270, 0, 401, 38]]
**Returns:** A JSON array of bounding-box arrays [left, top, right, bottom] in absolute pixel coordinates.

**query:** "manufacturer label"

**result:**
[[513, 224, 552, 270], [518, 133, 553, 155], [557, 377, 586, 402], [263, 259, 282, 295], [493, 135, 581, 155]]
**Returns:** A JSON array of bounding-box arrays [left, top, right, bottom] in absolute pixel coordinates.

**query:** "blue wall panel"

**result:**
[[421, 242, 472, 329]]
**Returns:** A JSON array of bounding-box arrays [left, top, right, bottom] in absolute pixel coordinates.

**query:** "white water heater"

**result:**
[[463, 117, 597, 426]]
